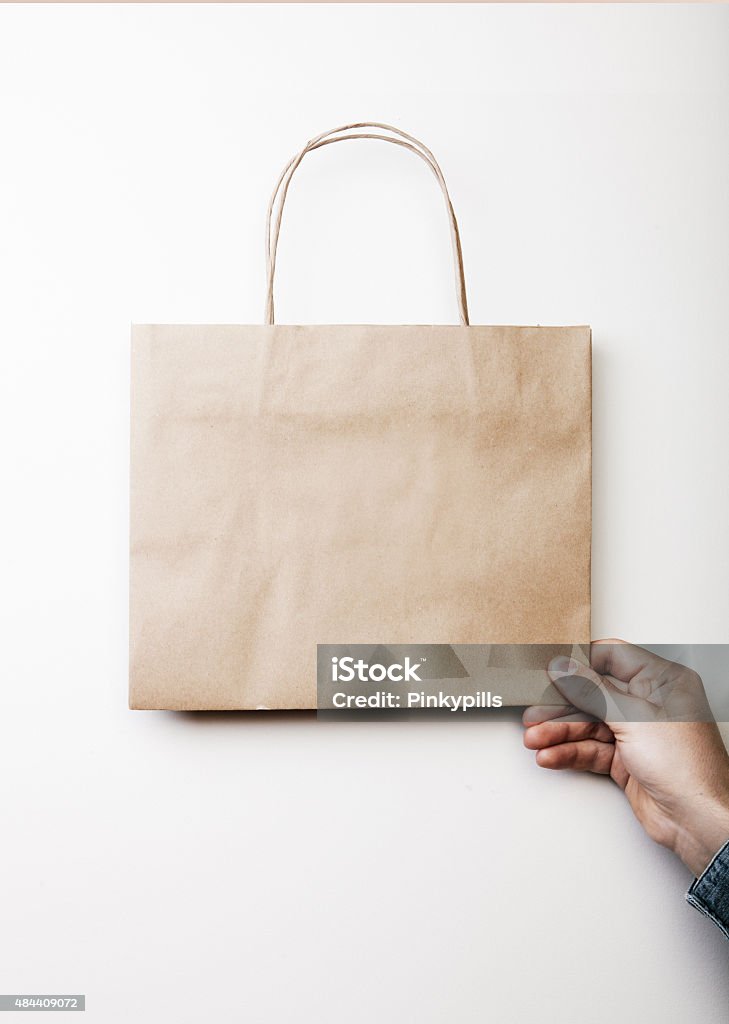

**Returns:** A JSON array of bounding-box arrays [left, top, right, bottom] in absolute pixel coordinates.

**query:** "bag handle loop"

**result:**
[[264, 122, 470, 326]]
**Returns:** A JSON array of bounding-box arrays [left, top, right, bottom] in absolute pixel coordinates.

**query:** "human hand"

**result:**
[[523, 641, 729, 877]]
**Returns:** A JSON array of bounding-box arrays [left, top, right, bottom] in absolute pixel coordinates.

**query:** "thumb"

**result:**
[[547, 655, 653, 726]]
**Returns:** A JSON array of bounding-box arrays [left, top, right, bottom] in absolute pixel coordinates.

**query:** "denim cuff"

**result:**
[[686, 838, 729, 940]]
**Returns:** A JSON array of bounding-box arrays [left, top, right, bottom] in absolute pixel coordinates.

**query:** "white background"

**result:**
[[1, 4, 729, 1022]]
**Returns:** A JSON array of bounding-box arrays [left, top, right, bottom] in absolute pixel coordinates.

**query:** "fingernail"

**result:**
[[548, 656, 579, 679]]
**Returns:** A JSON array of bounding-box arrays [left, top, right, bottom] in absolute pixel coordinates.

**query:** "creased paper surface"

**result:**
[[130, 324, 591, 710]]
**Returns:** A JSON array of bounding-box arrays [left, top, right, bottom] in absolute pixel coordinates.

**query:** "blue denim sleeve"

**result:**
[[686, 839, 729, 939]]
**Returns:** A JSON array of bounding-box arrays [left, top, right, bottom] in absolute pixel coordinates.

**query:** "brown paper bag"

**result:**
[[130, 122, 591, 710]]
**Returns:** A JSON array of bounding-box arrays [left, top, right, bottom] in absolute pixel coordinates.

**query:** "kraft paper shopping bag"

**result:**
[[130, 122, 591, 710]]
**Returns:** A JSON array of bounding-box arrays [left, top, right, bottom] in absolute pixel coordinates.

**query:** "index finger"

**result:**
[[522, 703, 582, 726]]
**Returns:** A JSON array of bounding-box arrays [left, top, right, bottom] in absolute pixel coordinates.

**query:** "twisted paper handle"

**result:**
[[264, 122, 470, 325]]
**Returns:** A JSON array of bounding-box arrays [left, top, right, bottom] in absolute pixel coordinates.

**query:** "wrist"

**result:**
[[673, 794, 729, 878]]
